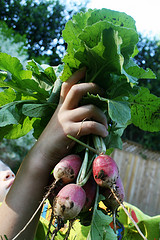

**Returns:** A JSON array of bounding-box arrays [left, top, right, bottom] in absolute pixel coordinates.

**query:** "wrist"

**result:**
[[25, 139, 62, 177], [26, 146, 51, 176]]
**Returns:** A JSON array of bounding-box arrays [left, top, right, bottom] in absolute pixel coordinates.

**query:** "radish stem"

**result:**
[[67, 135, 98, 154], [78, 169, 92, 186], [76, 146, 89, 184], [92, 135, 106, 154]]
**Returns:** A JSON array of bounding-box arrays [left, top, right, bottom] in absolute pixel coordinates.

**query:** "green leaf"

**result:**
[[0, 102, 20, 127], [22, 103, 56, 118], [81, 93, 131, 126], [78, 27, 124, 77], [61, 8, 139, 84], [104, 132, 123, 150], [32, 115, 51, 139], [0, 71, 7, 81], [47, 77, 62, 104], [79, 20, 138, 62], [0, 78, 49, 100], [0, 88, 16, 106], [62, 10, 92, 50], [4, 117, 36, 139], [123, 59, 156, 83], [0, 52, 32, 81], [130, 87, 160, 132], [17, 79, 50, 99], [87, 8, 137, 30], [0, 54, 49, 100], [69, 221, 91, 240], [0, 125, 13, 141], [87, 189, 117, 240], [26, 60, 56, 86], [108, 100, 131, 125]]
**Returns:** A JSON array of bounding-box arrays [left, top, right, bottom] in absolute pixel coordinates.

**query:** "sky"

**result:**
[[86, 0, 160, 37]]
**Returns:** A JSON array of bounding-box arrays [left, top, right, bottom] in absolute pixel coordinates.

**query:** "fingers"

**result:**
[[72, 121, 108, 138], [69, 105, 108, 130], [58, 68, 108, 140], [60, 104, 108, 139], [62, 82, 103, 110], [60, 67, 86, 104]]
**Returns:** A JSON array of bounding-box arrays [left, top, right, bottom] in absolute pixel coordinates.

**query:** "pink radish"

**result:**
[[92, 154, 119, 188], [53, 154, 82, 184], [101, 174, 125, 213], [48, 180, 65, 207], [53, 183, 86, 220], [82, 177, 97, 211]]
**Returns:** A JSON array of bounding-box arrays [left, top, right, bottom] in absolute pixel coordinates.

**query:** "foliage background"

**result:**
[[0, 0, 160, 172]]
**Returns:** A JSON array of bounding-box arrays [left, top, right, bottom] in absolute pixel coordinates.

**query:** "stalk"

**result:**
[[87, 154, 96, 172], [67, 135, 98, 154], [87, 184, 99, 240], [92, 135, 106, 154], [48, 78, 62, 103], [78, 169, 92, 187], [76, 146, 89, 184]]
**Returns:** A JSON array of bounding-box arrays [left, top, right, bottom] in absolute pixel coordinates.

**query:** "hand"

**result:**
[[34, 68, 108, 168]]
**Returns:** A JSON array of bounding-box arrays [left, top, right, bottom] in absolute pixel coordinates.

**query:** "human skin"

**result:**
[[0, 68, 108, 239], [0, 160, 15, 202]]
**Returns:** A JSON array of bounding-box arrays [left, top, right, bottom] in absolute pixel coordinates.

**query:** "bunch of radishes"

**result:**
[[48, 135, 125, 234]]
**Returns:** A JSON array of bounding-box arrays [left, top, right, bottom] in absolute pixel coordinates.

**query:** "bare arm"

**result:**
[[0, 68, 108, 239]]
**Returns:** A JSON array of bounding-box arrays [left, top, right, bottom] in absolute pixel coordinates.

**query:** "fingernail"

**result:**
[[103, 128, 108, 137]]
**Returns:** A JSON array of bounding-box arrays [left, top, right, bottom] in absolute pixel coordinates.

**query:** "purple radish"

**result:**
[[53, 154, 82, 184], [92, 155, 119, 188], [53, 183, 86, 220], [82, 177, 97, 211]]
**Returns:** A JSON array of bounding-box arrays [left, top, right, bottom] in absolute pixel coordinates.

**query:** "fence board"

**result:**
[[111, 142, 160, 216]]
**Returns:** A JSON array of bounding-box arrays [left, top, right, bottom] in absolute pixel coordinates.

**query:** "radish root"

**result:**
[[110, 188, 148, 240], [64, 220, 74, 240], [11, 180, 58, 240]]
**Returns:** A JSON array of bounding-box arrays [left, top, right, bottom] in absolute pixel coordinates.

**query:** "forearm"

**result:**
[[0, 143, 54, 240], [0, 69, 108, 239]]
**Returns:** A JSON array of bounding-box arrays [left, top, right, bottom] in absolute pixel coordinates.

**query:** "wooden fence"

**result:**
[[111, 141, 160, 216]]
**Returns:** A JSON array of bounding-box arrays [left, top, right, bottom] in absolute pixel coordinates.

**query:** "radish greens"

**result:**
[[0, 8, 159, 240]]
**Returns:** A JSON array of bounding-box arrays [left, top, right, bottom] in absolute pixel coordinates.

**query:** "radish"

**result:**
[[53, 183, 86, 220], [82, 177, 97, 211], [48, 180, 65, 207], [102, 175, 125, 213], [92, 154, 119, 188], [100, 175, 125, 233], [53, 154, 82, 184]]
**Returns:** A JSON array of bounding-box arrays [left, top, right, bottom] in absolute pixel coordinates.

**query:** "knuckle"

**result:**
[[61, 82, 69, 92], [70, 84, 81, 94], [86, 104, 96, 116], [63, 123, 72, 135], [86, 121, 97, 131], [88, 104, 95, 112]]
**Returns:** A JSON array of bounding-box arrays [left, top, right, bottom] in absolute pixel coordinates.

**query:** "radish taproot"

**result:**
[[92, 155, 119, 188], [48, 180, 65, 207], [101, 174, 125, 213], [53, 154, 82, 184], [53, 183, 86, 220], [100, 174, 125, 233]]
